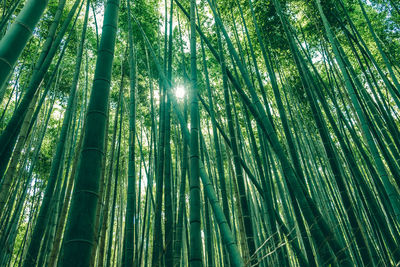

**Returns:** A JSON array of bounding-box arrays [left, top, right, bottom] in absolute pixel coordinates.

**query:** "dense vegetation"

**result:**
[[0, 0, 399, 266]]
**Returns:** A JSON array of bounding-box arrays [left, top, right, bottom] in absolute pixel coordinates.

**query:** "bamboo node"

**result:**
[[0, 57, 12, 69], [64, 239, 95, 245], [15, 20, 33, 34], [75, 189, 100, 197]]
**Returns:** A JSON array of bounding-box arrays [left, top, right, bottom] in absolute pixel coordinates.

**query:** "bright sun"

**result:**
[[175, 85, 186, 99]]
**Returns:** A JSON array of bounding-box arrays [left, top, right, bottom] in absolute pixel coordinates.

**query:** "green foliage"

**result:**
[[0, 0, 400, 266]]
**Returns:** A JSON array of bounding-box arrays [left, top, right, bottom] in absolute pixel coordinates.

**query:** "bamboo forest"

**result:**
[[1, 0, 400, 266]]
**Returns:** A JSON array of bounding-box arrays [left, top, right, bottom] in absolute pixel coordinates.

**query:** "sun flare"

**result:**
[[175, 85, 186, 99]]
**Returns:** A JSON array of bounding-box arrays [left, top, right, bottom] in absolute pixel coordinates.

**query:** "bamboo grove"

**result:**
[[0, 0, 399, 266]]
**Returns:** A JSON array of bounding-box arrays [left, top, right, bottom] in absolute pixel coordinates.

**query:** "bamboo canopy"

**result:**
[[0, 0, 399, 266]]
